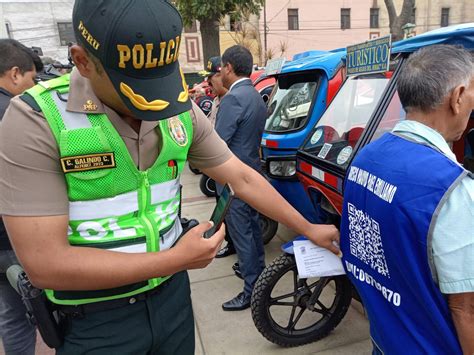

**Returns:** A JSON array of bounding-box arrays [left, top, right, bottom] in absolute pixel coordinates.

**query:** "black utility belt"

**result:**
[[56, 276, 174, 317]]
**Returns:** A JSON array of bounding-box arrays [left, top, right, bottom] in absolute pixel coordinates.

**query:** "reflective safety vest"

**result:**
[[341, 133, 470, 354], [26, 75, 193, 305]]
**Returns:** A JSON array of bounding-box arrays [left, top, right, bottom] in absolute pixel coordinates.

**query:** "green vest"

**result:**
[[26, 75, 193, 305]]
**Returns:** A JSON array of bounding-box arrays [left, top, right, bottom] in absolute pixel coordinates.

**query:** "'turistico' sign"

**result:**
[[346, 35, 392, 76]]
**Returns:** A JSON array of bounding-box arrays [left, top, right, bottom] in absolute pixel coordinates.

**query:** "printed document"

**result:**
[[293, 240, 345, 278]]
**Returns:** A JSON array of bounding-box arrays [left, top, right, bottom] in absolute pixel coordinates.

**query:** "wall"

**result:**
[[262, 0, 474, 61], [1, 0, 74, 63], [378, 0, 474, 38], [262, 0, 374, 60]]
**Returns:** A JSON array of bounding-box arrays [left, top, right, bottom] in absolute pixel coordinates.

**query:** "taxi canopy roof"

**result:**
[[392, 23, 474, 53], [280, 49, 345, 80], [292, 50, 328, 61]]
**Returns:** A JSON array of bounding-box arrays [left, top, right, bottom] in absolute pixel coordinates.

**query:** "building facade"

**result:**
[[2, 1, 473, 73], [261, 0, 474, 61], [0, 0, 206, 74]]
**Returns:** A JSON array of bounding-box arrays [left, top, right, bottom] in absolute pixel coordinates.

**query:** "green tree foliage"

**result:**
[[175, 0, 263, 66]]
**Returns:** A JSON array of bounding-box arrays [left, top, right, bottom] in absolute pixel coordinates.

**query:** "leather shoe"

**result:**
[[222, 292, 251, 311], [232, 262, 243, 280], [215, 243, 236, 258]]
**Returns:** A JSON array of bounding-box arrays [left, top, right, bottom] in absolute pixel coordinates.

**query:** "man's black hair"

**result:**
[[0, 39, 43, 76], [222, 45, 253, 77]]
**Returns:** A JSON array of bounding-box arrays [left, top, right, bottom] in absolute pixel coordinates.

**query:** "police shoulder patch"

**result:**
[[60, 153, 116, 173], [168, 116, 188, 147]]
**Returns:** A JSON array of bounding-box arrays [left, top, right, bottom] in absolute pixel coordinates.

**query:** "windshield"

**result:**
[[265, 77, 319, 132], [302, 75, 390, 167]]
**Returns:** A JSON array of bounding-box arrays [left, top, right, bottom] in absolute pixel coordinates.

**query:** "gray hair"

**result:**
[[397, 45, 474, 113]]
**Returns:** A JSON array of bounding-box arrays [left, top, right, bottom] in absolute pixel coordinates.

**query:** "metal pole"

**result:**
[[263, 0, 267, 63]]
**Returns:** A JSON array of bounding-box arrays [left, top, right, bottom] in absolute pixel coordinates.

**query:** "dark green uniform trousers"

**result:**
[[57, 271, 194, 355]]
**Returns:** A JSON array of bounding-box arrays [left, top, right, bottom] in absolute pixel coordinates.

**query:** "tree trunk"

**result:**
[[384, 0, 415, 41], [199, 16, 221, 66]]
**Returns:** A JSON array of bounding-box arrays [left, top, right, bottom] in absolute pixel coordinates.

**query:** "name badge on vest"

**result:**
[[168, 117, 188, 147], [60, 153, 116, 173]]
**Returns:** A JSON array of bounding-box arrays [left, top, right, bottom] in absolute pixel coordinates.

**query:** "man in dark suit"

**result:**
[[215, 45, 267, 311]]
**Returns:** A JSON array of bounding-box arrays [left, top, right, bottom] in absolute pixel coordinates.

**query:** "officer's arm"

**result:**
[[4, 215, 224, 290], [202, 155, 340, 254], [448, 292, 474, 354]]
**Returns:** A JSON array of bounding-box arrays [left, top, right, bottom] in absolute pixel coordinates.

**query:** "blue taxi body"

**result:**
[[261, 50, 345, 222]]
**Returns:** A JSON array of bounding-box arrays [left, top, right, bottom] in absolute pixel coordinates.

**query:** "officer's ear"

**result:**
[[449, 84, 465, 116], [70, 45, 98, 79]]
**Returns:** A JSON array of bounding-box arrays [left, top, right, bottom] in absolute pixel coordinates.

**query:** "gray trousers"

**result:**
[[0, 250, 36, 355], [225, 198, 265, 297]]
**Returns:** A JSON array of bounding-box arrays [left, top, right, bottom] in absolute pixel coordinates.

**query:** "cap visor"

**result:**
[[106, 65, 192, 121]]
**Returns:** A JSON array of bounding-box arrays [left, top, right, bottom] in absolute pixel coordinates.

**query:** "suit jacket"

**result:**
[[215, 79, 267, 172], [0, 88, 12, 120]]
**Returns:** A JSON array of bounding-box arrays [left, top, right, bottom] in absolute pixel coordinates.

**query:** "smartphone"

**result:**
[[203, 184, 235, 238]]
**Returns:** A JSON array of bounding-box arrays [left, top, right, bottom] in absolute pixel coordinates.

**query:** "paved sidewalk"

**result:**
[[1, 166, 371, 355]]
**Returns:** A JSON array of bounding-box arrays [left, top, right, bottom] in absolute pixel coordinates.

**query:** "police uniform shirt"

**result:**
[[393, 120, 474, 294], [0, 69, 232, 216], [208, 96, 221, 128]]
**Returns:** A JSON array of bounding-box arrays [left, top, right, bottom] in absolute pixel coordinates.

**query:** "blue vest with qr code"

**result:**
[[341, 133, 465, 354]]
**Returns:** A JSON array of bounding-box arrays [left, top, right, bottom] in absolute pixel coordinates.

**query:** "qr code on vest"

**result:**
[[347, 203, 390, 278]]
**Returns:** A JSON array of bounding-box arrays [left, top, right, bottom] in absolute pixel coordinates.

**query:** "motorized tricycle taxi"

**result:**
[[251, 23, 474, 348], [261, 50, 345, 223]]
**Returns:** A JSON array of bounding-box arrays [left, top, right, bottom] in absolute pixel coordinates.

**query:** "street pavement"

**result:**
[[1, 165, 371, 355]]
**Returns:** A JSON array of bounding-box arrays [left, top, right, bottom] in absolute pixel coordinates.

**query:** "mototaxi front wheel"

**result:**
[[251, 253, 352, 347], [199, 175, 216, 197]]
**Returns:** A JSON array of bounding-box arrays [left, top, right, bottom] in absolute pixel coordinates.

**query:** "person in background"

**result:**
[[205, 56, 227, 127], [0, 38, 43, 355], [215, 45, 267, 310], [203, 56, 237, 259], [341, 45, 473, 354]]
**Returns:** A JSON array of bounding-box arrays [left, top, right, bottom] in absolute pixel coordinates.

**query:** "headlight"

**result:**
[[268, 160, 296, 177]]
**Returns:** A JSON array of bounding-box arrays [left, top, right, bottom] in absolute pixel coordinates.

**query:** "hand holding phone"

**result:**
[[203, 184, 234, 238]]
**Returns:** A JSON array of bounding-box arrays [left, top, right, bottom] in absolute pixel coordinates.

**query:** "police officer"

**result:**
[[204, 56, 227, 127], [0, 1, 339, 353], [341, 45, 474, 354]]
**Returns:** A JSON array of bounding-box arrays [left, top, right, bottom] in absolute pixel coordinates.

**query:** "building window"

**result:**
[[184, 20, 197, 33], [5, 22, 12, 38], [441, 8, 449, 27], [288, 9, 299, 30], [57, 22, 75, 46], [185, 36, 201, 63], [370, 8, 379, 28], [341, 8, 351, 30]]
